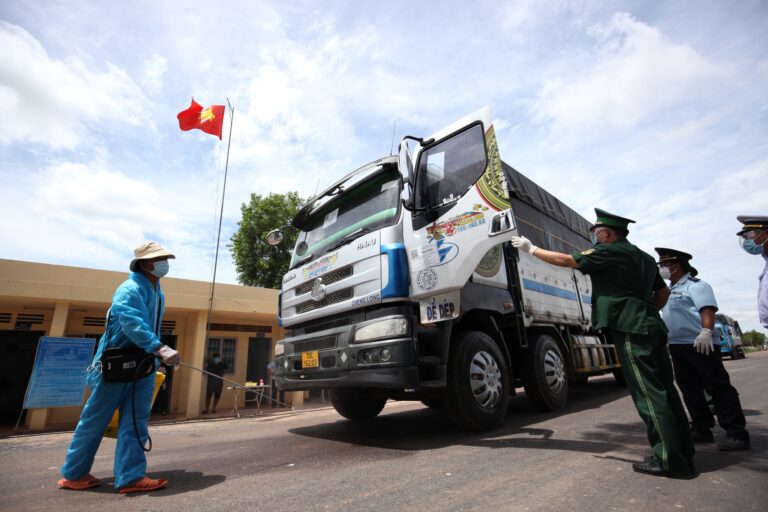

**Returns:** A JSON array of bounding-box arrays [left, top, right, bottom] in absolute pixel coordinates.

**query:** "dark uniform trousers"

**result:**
[[668, 344, 748, 440], [607, 328, 695, 476]]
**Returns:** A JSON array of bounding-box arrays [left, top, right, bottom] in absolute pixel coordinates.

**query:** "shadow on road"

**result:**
[[94, 470, 226, 496], [289, 376, 767, 474], [289, 377, 630, 453]]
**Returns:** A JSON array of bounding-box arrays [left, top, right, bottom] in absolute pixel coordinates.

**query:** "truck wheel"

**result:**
[[524, 335, 568, 411], [444, 331, 509, 430], [612, 367, 627, 386], [329, 388, 386, 421]]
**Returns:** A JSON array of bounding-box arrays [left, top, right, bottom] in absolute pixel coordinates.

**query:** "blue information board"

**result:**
[[23, 337, 96, 409]]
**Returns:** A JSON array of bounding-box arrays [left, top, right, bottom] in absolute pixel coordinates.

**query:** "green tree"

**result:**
[[742, 330, 766, 347], [230, 191, 304, 288]]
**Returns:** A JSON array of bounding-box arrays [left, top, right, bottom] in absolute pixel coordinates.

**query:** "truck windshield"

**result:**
[[290, 168, 401, 269]]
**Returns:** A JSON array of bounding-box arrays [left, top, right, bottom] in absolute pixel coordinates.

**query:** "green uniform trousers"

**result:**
[[608, 328, 695, 476]]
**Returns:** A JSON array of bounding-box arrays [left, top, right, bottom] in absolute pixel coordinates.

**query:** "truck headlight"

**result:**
[[275, 342, 285, 356], [354, 317, 408, 342]]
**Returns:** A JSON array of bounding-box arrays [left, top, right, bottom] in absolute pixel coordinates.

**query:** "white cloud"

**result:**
[[0, 157, 227, 280], [142, 54, 167, 95], [532, 12, 723, 138], [32, 162, 182, 245], [0, 21, 153, 149]]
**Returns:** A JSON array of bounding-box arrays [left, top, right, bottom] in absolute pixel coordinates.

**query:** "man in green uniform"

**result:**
[[511, 208, 696, 479]]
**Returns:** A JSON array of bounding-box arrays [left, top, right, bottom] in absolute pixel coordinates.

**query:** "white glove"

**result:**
[[693, 328, 714, 355], [155, 345, 181, 365], [511, 236, 538, 255]]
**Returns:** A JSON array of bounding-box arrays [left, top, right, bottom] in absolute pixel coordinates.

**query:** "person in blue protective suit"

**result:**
[[58, 241, 181, 493], [656, 248, 750, 451]]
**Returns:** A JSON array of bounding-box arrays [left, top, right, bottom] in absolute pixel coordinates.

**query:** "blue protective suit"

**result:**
[[61, 272, 165, 489]]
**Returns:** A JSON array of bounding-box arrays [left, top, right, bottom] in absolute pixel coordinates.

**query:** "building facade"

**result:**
[[0, 258, 292, 431]]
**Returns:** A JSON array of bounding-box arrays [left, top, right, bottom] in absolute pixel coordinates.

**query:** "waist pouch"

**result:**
[[101, 344, 155, 383]]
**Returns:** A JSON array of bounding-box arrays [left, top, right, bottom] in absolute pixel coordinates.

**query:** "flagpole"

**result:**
[[206, 98, 234, 339]]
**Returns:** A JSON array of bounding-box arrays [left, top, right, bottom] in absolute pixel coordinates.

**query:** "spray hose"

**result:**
[[178, 362, 294, 410]]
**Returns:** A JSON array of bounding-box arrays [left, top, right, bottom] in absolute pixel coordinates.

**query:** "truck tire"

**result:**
[[444, 331, 510, 430], [524, 334, 568, 411], [612, 367, 627, 386], [329, 388, 386, 421]]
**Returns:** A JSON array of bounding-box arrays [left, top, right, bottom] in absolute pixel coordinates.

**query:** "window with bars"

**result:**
[[206, 337, 236, 374]]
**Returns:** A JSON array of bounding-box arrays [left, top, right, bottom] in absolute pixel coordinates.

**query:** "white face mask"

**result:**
[[659, 266, 672, 280]]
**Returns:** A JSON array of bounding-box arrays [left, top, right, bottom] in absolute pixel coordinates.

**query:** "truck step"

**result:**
[[418, 356, 441, 367]]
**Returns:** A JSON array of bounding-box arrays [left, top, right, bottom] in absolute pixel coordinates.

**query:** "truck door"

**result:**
[[402, 107, 514, 323]]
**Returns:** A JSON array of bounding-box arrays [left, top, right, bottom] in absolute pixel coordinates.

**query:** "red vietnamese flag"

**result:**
[[177, 98, 225, 139]]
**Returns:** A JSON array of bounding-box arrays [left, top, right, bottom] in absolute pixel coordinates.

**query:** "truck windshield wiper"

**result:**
[[327, 227, 371, 252]]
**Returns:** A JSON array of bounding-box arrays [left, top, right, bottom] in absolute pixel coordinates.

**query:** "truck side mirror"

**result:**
[[266, 229, 284, 246]]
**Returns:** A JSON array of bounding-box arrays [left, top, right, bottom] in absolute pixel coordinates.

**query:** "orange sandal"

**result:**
[[118, 476, 168, 494], [58, 474, 101, 490]]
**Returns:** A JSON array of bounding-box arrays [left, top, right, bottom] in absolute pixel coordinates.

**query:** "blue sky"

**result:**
[[1, 1, 766, 332]]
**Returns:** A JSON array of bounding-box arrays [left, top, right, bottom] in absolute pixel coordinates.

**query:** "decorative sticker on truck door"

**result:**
[[426, 207, 489, 241], [416, 268, 438, 291], [474, 125, 511, 212], [419, 290, 460, 324], [475, 245, 503, 278]]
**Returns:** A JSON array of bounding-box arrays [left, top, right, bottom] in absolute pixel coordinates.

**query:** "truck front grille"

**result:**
[[292, 335, 338, 353], [295, 266, 353, 296], [296, 288, 354, 314]]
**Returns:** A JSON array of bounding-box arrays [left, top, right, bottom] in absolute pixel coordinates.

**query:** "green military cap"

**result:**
[[591, 208, 636, 231], [736, 215, 768, 236], [655, 247, 698, 277]]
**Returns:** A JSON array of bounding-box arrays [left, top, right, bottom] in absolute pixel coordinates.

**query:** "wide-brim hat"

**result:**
[[655, 247, 697, 277], [590, 208, 636, 231], [130, 241, 175, 271], [736, 215, 768, 236]]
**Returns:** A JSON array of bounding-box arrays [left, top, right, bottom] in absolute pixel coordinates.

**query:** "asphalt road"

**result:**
[[1, 351, 766, 512]]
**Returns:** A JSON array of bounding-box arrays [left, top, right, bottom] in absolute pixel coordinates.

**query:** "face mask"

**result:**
[[590, 232, 598, 245], [150, 260, 170, 278], [740, 236, 766, 255], [659, 266, 672, 280], [213, 357, 221, 364]]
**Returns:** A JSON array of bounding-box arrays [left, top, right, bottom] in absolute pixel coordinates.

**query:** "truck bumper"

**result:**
[[272, 315, 421, 391], [276, 364, 421, 391]]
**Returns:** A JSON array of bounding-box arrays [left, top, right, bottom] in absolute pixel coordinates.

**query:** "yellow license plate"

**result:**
[[302, 351, 319, 368]]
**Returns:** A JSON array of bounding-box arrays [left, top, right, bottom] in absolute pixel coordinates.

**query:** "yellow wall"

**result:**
[[0, 259, 285, 430]]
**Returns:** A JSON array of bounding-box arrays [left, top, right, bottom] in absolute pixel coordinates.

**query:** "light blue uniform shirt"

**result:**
[[758, 255, 768, 328], [661, 273, 718, 344]]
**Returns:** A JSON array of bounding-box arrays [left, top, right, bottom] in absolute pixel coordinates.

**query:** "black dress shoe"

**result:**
[[633, 460, 666, 476], [691, 429, 714, 443], [717, 437, 751, 451], [632, 461, 697, 480]]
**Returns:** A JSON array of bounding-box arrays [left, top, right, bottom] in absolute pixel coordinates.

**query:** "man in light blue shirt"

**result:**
[[657, 248, 749, 451], [736, 216, 768, 328]]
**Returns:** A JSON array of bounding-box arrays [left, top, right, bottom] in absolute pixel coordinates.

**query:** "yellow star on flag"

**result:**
[[199, 107, 217, 124]]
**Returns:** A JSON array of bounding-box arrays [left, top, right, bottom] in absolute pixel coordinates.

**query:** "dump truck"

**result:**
[[268, 107, 623, 430]]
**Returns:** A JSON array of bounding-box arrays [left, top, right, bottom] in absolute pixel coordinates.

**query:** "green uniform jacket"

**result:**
[[572, 239, 667, 335]]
